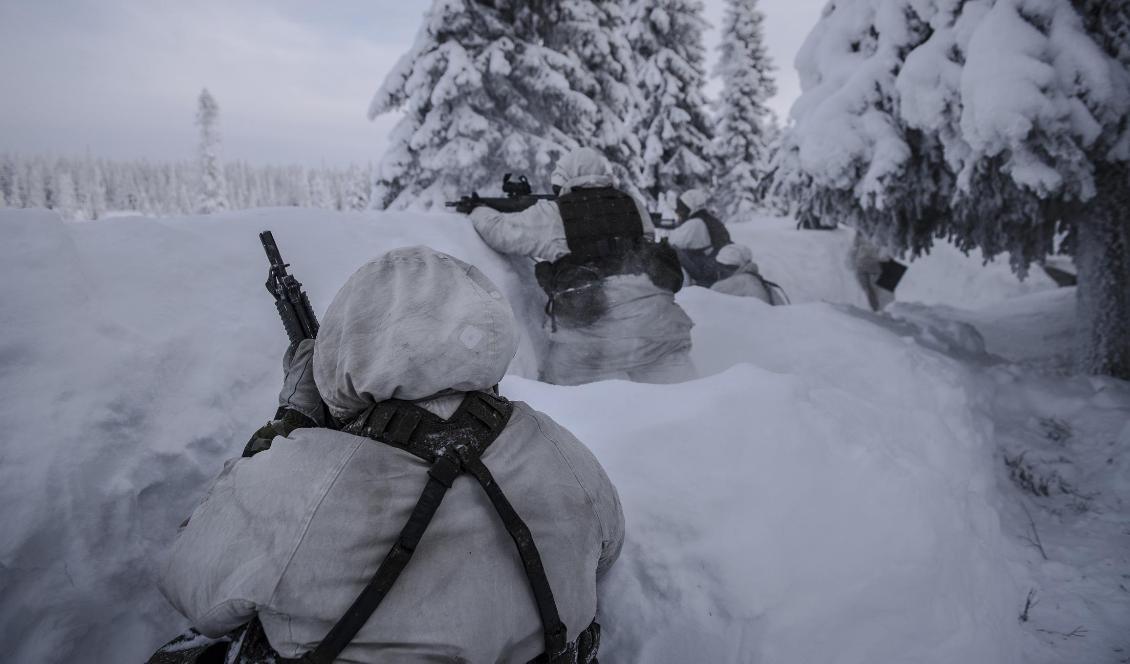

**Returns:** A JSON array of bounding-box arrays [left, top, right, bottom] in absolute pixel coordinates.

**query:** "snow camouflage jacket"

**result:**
[[470, 148, 694, 385], [158, 248, 625, 663]]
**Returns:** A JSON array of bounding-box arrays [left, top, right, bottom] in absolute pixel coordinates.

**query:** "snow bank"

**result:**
[[0, 207, 1027, 663], [726, 215, 1057, 309]]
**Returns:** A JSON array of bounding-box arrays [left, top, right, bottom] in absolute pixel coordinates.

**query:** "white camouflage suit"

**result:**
[[470, 148, 696, 385], [710, 243, 776, 304], [159, 247, 625, 663]]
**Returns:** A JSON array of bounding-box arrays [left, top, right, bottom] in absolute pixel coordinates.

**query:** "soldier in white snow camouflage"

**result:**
[[469, 147, 696, 385]]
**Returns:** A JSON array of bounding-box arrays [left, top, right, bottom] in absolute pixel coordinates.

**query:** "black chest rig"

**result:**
[[535, 187, 682, 329], [557, 186, 645, 260], [675, 211, 734, 287], [701, 212, 732, 253], [150, 392, 599, 664]]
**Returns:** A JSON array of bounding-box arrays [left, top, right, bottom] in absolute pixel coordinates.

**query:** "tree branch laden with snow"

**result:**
[[773, 0, 1130, 377], [712, 0, 777, 221], [629, 0, 715, 203]]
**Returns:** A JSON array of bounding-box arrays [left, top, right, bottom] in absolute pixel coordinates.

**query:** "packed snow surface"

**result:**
[[1, 209, 1126, 663]]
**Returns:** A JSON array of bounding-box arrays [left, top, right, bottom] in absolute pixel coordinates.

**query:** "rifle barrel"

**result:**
[[259, 231, 288, 273]]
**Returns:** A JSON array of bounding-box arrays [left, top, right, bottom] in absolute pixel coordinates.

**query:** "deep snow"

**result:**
[[0, 208, 1126, 663]]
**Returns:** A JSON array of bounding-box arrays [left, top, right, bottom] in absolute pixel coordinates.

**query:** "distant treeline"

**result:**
[[0, 153, 373, 220]]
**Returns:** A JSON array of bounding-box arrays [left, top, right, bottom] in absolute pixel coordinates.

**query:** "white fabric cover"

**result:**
[[470, 149, 694, 385], [313, 246, 518, 420], [158, 247, 625, 663], [543, 275, 695, 385], [665, 217, 712, 250], [715, 243, 754, 267], [158, 404, 624, 663], [677, 188, 710, 214], [550, 147, 614, 193], [712, 268, 774, 303], [712, 244, 773, 303]]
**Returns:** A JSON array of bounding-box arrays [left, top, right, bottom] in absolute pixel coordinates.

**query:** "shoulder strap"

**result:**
[[289, 392, 512, 664], [758, 276, 790, 305], [294, 392, 571, 663], [463, 456, 569, 657]]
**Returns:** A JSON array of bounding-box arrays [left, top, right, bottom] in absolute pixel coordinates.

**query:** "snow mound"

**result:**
[[725, 215, 1058, 310], [0, 208, 1027, 663]]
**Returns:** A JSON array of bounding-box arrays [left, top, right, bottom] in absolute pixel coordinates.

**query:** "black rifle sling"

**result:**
[[293, 456, 461, 664], [293, 391, 569, 663], [463, 455, 569, 657]]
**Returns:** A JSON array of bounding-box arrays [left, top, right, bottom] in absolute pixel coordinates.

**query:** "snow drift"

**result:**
[[0, 208, 1029, 663]]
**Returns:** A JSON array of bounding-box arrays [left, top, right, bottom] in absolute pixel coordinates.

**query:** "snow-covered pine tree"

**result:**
[[50, 171, 78, 219], [369, 0, 599, 209], [195, 88, 228, 214], [628, 0, 714, 203], [550, 0, 645, 186], [307, 170, 333, 209], [345, 164, 371, 211], [75, 158, 106, 220], [711, 0, 776, 222], [0, 155, 16, 207], [22, 159, 47, 209], [774, 0, 1130, 378]]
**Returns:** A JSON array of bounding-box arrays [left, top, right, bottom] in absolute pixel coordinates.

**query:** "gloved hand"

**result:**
[[278, 338, 325, 426], [454, 192, 483, 215], [243, 339, 325, 457]]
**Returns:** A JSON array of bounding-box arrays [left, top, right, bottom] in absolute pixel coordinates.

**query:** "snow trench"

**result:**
[[0, 208, 1026, 663]]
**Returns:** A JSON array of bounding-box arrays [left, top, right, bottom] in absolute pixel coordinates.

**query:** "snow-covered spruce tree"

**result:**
[[549, 0, 645, 185], [345, 164, 371, 211], [712, 0, 776, 222], [49, 171, 78, 219], [369, 0, 603, 209], [628, 0, 714, 203], [22, 159, 47, 209], [0, 155, 16, 206], [774, 0, 1130, 378], [195, 88, 228, 214], [308, 170, 334, 210]]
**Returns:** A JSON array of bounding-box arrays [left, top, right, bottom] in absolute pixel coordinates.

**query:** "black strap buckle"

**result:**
[[428, 454, 461, 488], [546, 622, 569, 657]]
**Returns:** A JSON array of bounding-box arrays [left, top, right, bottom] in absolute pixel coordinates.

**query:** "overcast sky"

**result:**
[[0, 0, 824, 167]]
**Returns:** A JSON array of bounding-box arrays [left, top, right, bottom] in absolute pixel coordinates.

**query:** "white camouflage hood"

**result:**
[[313, 246, 518, 420], [551, 147, 615, 193]]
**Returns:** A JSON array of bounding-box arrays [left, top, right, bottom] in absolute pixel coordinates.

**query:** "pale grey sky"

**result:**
[[0, 0, 824, 166]]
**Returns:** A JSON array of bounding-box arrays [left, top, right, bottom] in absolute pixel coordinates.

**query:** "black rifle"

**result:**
[[649, 211, 678, 229], [447, 173, 556, 214], [243, 231, 326, 457], [260, 230, 319, 345]]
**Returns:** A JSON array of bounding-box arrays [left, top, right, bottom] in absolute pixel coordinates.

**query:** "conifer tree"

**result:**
[[308, 170, 334, 210], [50, 171, 78, 219], [369, 1, 596, 209], [345, 164, 371, 211], [0, 155, 16, 206], [628, 0, 714, 202], [76, 159, 106, 220], [774, 0, 1130, 377], [23, 159, 47, 209], [712, 0, 776, 221], [551, 0, 645, 185], [195, 88, 228, 214]]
